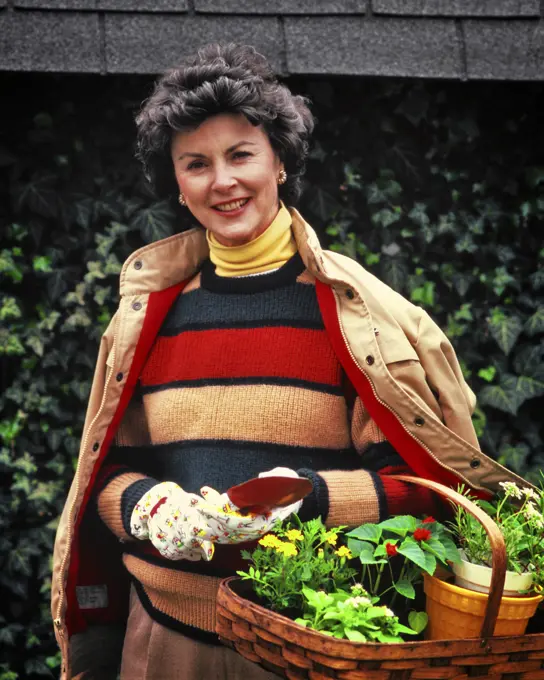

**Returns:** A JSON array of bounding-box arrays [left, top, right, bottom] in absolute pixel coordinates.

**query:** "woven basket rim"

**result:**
[[219, 576, 544, 659]]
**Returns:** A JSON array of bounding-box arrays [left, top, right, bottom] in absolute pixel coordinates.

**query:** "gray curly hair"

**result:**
[[135, 43, 315, 204]]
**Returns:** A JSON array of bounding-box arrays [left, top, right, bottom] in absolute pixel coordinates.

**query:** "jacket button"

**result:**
[[134, 260, 143, 270], [132, 301, 142, 311], [92, 442, 99, 452], [116, 372, 123, 382], [345, 289, 355, 300], [366, 355, 374, 366], [414, 416, 425, 427], [470, 458, 481, 469]]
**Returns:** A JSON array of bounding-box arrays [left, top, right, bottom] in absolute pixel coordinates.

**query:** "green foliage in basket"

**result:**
[[450, 480, 544, 592], [294, 584, 419, 643], [345, 515, 461, 604], [237, 518, 357, 613]]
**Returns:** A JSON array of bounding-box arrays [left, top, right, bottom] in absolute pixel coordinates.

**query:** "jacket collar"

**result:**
[[118, 208, 331, 296]]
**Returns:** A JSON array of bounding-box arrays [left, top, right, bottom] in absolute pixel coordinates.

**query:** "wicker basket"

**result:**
[[216, 475, 544, 679]]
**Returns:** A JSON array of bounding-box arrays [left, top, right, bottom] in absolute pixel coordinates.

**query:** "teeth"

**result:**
[[215, 198, 249, 212]]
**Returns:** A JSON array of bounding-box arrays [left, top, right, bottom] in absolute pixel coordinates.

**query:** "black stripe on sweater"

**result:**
[[131, 578, 222, 646], [162, 276, 322, 333], [138, 376, 344, 396], [160, 318, 324, 335]]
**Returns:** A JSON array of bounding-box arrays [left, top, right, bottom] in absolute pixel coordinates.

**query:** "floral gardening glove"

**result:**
[[130, 482, 214, 562], [195, 467, 304, 545]]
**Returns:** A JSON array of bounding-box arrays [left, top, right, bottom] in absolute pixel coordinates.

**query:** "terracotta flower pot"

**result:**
[[424, 572, 543, 640]]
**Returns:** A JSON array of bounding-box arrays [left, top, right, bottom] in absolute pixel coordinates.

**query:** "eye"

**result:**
[[232, 151, 251, 160], [187, 160, 206, 170]]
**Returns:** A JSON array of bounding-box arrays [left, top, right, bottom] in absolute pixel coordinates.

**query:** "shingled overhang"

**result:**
[[0, 1, 543, 80]]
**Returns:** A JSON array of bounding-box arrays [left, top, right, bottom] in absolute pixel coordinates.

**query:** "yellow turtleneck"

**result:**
[[206, 202, 297, 277]]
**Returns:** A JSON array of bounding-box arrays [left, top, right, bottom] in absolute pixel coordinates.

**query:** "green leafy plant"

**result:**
[[294, 583, 419, 643], [238, 515, 457, 641], [450, 481, 544, 592], [237, 518, 357, 613], [345, 515, 460, 605]]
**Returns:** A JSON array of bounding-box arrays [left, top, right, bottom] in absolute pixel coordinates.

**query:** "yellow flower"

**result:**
[[275, 541, 298, 557], [335, 546, 352, 559], [286, 529, 304, 542], [258, 534, 283, 549], [317, 548, 324, 559], [325, 533, 338, 546]]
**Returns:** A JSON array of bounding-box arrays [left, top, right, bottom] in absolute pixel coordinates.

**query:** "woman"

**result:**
[[51, 43, 527, 680]]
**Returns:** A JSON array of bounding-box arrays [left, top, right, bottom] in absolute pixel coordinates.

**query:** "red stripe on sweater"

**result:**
[[140, 326, 342, 387]]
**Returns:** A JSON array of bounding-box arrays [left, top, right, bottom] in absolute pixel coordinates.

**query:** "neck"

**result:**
[[206, 203, 297, 277]]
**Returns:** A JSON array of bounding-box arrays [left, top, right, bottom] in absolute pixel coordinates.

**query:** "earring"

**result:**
[[278, 169, 287, 185], [178, 193, 187, 206]]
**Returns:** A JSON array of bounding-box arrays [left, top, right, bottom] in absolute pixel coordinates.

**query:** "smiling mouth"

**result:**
[[213, 198, 250, 212]]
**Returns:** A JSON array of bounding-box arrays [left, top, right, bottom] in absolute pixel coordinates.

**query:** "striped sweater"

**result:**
[[96, 252, 436, 640]]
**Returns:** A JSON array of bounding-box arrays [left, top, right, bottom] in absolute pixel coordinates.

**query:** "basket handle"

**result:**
[[389, 474, 506, 640]]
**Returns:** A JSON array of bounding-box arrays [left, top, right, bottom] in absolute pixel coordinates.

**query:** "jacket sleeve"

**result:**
[[95, 393, 158, 541], [300, 398, 439, 528], [413, 310, 480, 448]]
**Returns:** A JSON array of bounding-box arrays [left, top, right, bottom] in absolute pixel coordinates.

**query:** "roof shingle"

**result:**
[[464, 19, 544, 79], [372, 0, 541, 17], [285, 17, 462, 78], [195, 0, 365, 13], [0, 10, 100, 72], [104, 14, 283, 74]]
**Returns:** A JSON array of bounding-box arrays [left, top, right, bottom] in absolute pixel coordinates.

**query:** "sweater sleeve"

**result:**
[[299, 397, 439, 528]]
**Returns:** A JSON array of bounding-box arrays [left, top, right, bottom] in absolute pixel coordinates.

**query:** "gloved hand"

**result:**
[[195, 467, 304, 545], [130, 481, 214, 562]]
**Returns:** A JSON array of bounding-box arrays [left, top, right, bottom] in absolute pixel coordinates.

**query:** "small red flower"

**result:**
[[385, 542, 398, 557], [422, 516, 436, 524], [413, 528, 432, 542]]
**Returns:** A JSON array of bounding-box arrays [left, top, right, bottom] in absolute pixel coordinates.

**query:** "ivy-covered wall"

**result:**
[[0, 73, 543, 679]]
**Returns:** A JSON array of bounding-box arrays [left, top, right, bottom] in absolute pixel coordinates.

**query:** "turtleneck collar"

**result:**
[[206, 202, 297, 277]]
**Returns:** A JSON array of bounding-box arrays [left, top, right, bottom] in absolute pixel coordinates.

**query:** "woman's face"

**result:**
[[171, 113, 283, 247]]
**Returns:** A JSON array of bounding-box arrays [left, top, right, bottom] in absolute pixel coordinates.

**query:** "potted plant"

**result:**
[[423, 480, 544, 640], [216, 475, 544, 679]]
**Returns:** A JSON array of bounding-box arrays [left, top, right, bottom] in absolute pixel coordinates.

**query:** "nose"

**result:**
[[211, 163, 236, 192]]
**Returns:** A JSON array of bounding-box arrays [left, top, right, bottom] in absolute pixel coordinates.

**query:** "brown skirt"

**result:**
[[120, 585, 277, 680]]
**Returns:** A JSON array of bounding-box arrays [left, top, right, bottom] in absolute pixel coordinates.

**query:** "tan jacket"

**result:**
[[51, 208, 527, 678]]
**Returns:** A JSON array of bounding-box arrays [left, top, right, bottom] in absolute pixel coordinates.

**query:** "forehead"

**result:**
[[171, 113, 271, 154]]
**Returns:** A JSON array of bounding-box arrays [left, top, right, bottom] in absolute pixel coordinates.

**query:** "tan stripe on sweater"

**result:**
[[143, 383, 351, 450], [97, 472, 149, 540], [123, 553, 220, 632], [319, 469, 380, 528]]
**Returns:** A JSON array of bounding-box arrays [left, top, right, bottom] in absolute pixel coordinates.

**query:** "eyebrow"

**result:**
[[177, 141, 257, 161]]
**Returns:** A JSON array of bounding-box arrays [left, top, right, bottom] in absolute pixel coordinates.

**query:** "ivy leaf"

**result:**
[[513, 345, 544, 380], [525, 307, 544, 337], [14, 175, 58, 218], [371, 208, 400, 228], [515, 375, 544, 401], [478, 366, 496, 383], [487, 312, 523, 355], [479, 374, 523, 415], [498, 443, 531, 475], [382, 259, 408, 293], [131, 201, 176, 243]]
